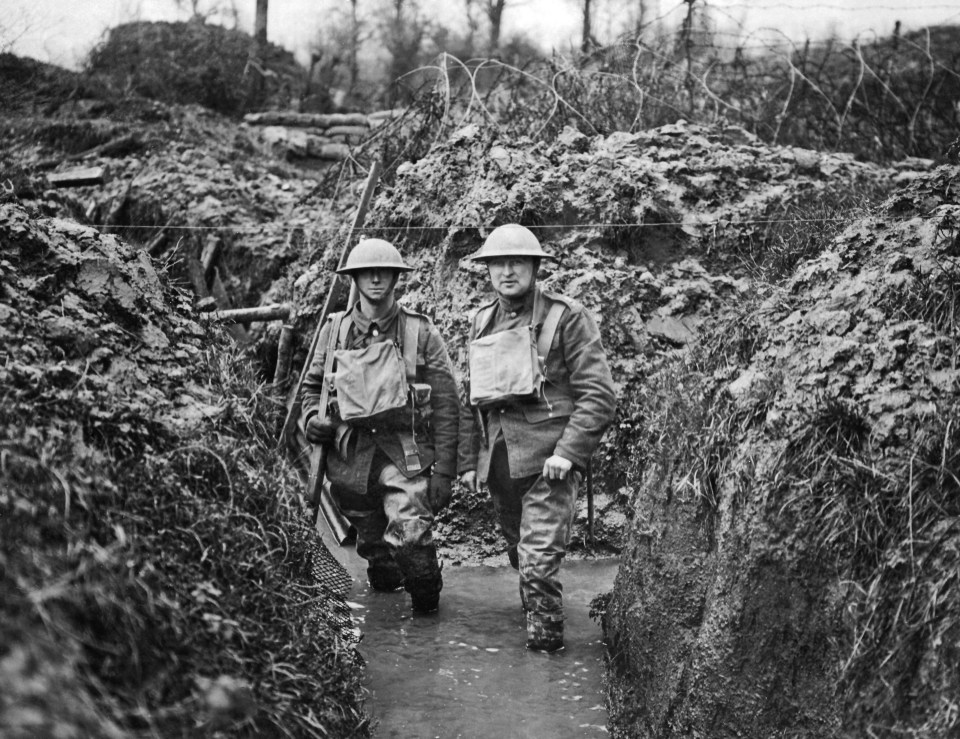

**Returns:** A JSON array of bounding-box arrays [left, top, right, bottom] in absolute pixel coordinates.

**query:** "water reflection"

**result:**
[[344, 554, 618, 738]]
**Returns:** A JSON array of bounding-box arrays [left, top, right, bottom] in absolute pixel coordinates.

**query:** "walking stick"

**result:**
[[586, 459, 595, 548]]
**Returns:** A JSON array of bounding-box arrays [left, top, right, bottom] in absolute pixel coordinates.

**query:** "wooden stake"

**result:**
[[201, 236, 222, 284], [273, 323, 296, 393]]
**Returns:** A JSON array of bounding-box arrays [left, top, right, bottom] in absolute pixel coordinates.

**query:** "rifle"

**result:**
[[281, 160, 382, 543]]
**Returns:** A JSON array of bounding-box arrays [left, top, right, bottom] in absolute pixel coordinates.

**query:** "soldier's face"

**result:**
[[354, 268, 399, 304], [487, 257, 535, 299]]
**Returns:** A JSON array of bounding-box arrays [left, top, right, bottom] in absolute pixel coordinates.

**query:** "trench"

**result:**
[[321, 530, 619, 738]]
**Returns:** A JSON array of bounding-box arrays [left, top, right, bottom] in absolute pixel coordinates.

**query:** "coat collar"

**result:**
[[496, 284, 538, 317], [349, 300, 400, 336]]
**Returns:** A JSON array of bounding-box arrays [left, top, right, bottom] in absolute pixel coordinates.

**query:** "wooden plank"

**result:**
[[206, 303, 291, 324], [243, 111, 370, 128], [47, 166, 105, 188], [36, 133, 142, 171]]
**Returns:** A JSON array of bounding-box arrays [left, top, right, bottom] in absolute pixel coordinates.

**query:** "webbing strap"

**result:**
[[398, 311, 423, 472], [473, 293, 565, 360], [323, 312, 346, 387], [337, 312, 352, 348], [474, 303, 498, 339], [537, 302, 566, 359], [400, 312, 420, 383]]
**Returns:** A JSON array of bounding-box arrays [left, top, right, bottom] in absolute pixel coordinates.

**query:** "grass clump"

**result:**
[[614, 301, 775, 522], [0, 337, 368, 738], [775, 399, 960, 737], [729, 183, 887, 282]]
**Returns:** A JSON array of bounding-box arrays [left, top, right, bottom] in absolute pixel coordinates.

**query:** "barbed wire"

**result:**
[[601, 25, 960, 57], [621, 24, 958, 50], [598, 25, 960, 82]]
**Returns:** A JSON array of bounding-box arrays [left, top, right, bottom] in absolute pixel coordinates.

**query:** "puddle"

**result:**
[[329, 538, 618, 738]]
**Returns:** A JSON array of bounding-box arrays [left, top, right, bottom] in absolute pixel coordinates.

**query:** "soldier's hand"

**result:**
[[459, 470, 477, 493], [429, 473, 454, 511], [543, 455, 573, 480], [305, 416, 338, 445]]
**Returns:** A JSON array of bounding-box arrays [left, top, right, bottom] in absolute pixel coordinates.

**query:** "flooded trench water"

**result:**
[[326, 534, 619, 738]]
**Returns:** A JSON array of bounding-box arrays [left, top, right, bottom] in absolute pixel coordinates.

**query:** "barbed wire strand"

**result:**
[[85, 216, 858, 234]]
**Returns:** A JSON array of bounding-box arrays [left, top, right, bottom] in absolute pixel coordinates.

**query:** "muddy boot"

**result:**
[[507, 545, 519, 570], [406, 573, 443, 614], [396, 544, 442, 613], [526, 611, 564, 653], [367, 562, 405, 592]]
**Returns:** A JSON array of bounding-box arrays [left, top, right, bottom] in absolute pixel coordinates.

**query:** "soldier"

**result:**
[[301, 238, 459, 614], [458, 224, 616, 651]]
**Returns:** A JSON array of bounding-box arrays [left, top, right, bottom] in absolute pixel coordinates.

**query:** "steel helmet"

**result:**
[[337, 238, 414, 274], [467, 224, 558, 263]]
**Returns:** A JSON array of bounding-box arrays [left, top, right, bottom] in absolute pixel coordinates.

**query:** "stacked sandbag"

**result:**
[[243, 109, 403, 162]]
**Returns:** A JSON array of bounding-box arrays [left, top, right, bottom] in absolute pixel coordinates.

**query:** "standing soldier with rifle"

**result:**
[[458, 224, 616, 652], [301, 238, 460, 614]]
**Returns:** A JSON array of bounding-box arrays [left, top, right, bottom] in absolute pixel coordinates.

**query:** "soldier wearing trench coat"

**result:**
[[458, 224, 616, 652]]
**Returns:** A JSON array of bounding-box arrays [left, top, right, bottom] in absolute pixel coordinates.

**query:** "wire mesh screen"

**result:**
[[300, 519, 361, 645]]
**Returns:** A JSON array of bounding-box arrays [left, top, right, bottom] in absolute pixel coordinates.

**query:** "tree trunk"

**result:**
[[635, 0, 648, 39], [486, 0, 506, 54], [247, 0, 269, 109], [348, 0, 360, 93], [254, 0, 268, 45], [582, 0, 592, 53], [464, 0, 480, 56]]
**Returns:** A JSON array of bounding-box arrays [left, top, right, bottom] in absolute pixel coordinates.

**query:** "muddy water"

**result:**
[[353, 561, 617, 738], [331, 540, 618, 738]]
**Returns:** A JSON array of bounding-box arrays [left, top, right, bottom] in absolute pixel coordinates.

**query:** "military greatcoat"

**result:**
[[458, 286, 616, 481]]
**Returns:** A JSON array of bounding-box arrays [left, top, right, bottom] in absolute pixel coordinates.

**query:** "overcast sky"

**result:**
[[4, 0, 959, 69]]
